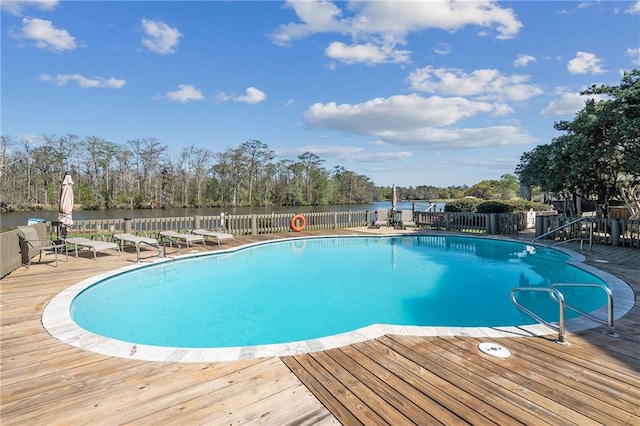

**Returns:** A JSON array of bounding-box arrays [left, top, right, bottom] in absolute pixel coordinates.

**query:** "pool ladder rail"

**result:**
[[511, 283, 618, 345], [129, 233, 182, 262], [532, 217, 594, 250], [134, 239, 172, 262]]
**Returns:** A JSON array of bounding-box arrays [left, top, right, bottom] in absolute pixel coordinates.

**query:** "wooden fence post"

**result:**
[[494, 213, 500, 234], [611, 219, 621, 246]]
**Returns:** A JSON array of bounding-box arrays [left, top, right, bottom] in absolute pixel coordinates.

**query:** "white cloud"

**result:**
[[303, 94, 534, 149], [165, 84, 204, 102], [272, 1, 522, 65], [13, 18, 76, 52], [1, 0, 58, 15], [626, 47, 640, 66], [271, 0, 349, 46], [408, 67, 543, 102], [626, 1, 640, 14], [39, 73, 126, 88], [279, 99, 295, 107], [457, 156, 522, 168], [576, 2, 595, 10], [514, 54, 536, 68], [491, 103, 514, 116], [235, 87, 266, 104], [215, 92, 232, 103], [325, 41, 410, 65], [278, 145, 413, 163], [567, 51, 606, 74], [541, 87, 608, 117], [374, 126, 535, 149], [218, 87, 267, 104], [306, 94, 494, 131], [141, 19, 182, 54], [433, 42, 451, 56], [274, 0, 522, 42]]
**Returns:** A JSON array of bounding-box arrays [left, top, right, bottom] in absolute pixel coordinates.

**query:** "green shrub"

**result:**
[[477, 199, 551, 213], [506, 199, 550, 212], [476, 201, 512, 213], [444, 198, 481, 212]]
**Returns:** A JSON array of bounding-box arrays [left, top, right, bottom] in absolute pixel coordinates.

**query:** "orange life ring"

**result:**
[[290, 214, 307, 232]]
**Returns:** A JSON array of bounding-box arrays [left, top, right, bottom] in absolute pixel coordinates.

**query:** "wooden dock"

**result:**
[[1, 230, 638, 424]]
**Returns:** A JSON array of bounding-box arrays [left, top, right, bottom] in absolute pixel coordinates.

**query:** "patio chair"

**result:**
[[190, 228, 235, 245], [400, 210, 417, 229], [374, 209, 390, 228], [17, 226, 64, 267], [63, 236, 121, 260], [158, 230, 206, 249]]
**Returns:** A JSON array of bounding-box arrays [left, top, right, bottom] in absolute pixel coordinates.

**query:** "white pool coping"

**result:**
[[42, 234, 636, 363]]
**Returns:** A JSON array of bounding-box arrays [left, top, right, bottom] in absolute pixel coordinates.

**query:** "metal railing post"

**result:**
[[556, 290, 567, 344]]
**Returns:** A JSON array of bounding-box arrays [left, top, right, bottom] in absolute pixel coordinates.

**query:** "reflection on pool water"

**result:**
[[70, 236, 608, 348]]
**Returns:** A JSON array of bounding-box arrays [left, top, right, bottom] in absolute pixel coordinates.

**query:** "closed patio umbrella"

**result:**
[[391, 184, 398, 226], [391, 184, 397, 212], [58, 172, 74, 239]]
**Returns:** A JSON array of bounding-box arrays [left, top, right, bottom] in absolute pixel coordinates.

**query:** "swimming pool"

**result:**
[[43, 235, 634, 362]]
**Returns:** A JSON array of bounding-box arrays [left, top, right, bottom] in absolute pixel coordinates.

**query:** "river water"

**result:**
[[1, 201, 444, 228]]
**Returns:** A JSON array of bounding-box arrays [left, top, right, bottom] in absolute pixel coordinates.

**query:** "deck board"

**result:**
[[2, 229, 639, 424]]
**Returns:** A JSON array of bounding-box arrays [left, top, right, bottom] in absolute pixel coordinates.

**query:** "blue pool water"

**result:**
[[70, 236, 608, 348]]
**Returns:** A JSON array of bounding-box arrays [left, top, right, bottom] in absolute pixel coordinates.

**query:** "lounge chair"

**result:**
[[400, 210, 417, 229], [112, 232, 162, 261], [190, 228, 235, 245], [17, 226, 65, 267], [374, 209, 390, 228], [158, 230, 206, 248], [64, 237, 121, 260], [112, 233, 161, 251]]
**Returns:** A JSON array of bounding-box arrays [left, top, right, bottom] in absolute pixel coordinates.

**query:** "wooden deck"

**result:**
[[1, 230, 638, 425]]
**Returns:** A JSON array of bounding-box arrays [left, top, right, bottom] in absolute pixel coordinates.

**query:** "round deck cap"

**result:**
[[478, 342, 511, 358]]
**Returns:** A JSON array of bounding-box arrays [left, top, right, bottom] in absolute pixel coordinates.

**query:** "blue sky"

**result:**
[[2, 0, 639, 187]]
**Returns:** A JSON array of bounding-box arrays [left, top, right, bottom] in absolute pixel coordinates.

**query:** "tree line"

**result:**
[[0, 133, 525, 213], [389, 174, 520, 202], [0, 138, 381, 210], [515, 69, 639, 217]]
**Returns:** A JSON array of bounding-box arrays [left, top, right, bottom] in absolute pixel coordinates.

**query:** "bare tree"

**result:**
[[127, 138, 167, 206], [220, 146, 249, 206], [180, 145, 213, 207], [192, 147, 213, 207], [298, 152, 325, 204], [240, 140, 274, 206]]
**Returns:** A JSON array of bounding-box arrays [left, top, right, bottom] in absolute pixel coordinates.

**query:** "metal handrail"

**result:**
[[550, 283, 617, 337], [425, 202, 438, 212], [511, 283, 618, 344], [511, 287, 568, 344], [156, 234, 182, 258], [532, 217, 593, 250], [135, 240, 163, 262]]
